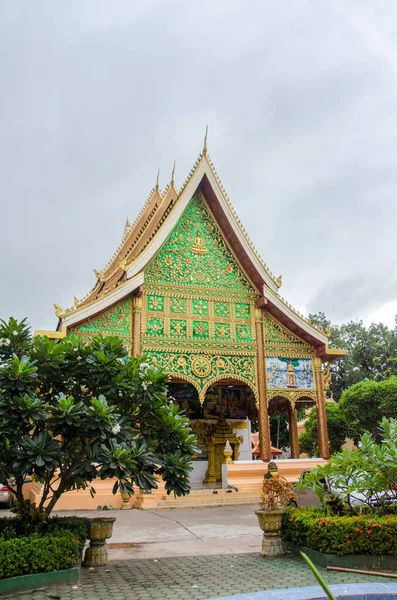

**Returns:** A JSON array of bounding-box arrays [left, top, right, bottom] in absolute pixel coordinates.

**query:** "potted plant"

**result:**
[[255, 468, 296, 556]]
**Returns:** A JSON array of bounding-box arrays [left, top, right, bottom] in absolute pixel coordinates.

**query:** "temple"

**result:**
[[41, 136, 345, 497]]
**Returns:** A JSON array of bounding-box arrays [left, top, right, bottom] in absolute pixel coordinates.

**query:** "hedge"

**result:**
[[0, 516, 88, 580], [282, 507, 397, 556], [0, 531, 83, 580], [0, 516, 88, 543]]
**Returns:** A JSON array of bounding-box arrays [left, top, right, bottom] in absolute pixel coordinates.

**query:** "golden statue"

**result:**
[[286, 361, 297, 388], [190, 235, 208, 255]]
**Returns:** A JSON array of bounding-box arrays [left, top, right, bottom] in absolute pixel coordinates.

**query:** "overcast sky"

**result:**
[[1, 1, 396, 332]]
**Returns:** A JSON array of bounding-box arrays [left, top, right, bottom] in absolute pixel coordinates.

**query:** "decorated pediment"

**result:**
[[263, 312, 314, 358], [68, 299, 132, 341], [145, 192, 255, 294]]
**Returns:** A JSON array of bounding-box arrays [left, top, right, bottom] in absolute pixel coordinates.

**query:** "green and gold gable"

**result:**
[[142, 192, 258, 399]]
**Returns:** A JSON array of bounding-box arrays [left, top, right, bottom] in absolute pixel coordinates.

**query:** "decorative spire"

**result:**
[[94, 269, 104, 282], [276, 275, 283, 289], [119, 257, 128, 272], [171, 160, 176, 186], [54, 303, 63, 318], [155, 169, 160, 191], [125, 217, 131, 229], [73, 296, 80, 307], [203, 125, 208, 156]]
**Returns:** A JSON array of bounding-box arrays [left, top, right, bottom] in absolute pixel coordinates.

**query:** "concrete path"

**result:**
[[53, 505, 262, 559]]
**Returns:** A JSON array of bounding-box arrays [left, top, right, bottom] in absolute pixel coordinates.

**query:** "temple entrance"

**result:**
[[168, 379, 257, 485]]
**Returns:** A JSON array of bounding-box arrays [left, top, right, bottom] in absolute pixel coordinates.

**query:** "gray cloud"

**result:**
[[0, 0, 396, 330]]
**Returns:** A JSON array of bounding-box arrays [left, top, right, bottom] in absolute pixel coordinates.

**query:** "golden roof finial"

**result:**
[[203, 125, 208, 156], [155, 169, 160, 191], [73, 296, 80, 307], [125, 217, 131, 229], [324, 325, 332, 338], [119, 257, 128, 272], [171, 160, 176, 186], [94, 269, 104, 282], [54, 303, 63, 318], [276, 275, 283, 288]]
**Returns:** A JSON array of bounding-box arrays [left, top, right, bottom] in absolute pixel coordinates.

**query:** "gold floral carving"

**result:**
[[263, 312, 315, 358]]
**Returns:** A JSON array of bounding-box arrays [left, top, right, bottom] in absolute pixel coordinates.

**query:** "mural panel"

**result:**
[[266, 357, 314, 389]]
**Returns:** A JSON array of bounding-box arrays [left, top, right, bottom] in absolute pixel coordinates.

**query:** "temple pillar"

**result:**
[[131, 295, 142, 357], [204, 443, 217, 483], [287, 403, 300, 459], [255, 308, 272, 462], [313, 357, 330, 460]]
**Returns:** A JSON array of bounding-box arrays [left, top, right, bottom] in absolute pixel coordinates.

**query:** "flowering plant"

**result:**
[[260, 474, 297, 511]]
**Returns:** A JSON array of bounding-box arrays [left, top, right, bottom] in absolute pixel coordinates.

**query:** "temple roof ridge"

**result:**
[[57, 141, 330, 348], [204, 153, 279, 291]]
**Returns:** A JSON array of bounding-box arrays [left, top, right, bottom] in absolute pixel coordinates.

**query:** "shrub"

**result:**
[[260, 475, 296, 510], [47, 516, 89, 546], [0, 530, 83, 580], [282, 507, 397, 555], [0, 515, 88, 544]]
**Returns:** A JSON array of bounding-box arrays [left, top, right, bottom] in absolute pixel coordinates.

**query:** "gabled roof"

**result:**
[[59, 147, 329, 350]]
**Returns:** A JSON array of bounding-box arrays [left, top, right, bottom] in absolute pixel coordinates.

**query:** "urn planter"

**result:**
[[120, 491, 132, 510], [255, 509, 285, 556], [83, 517, 116, 567]]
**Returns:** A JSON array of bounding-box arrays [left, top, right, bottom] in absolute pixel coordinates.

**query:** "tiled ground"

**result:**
[[6, 553, 397, 600]]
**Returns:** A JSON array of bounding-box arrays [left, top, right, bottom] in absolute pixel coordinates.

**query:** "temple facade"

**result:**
[[47, 142, 344, 487]]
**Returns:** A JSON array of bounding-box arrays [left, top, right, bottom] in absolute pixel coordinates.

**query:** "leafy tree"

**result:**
[[309, 312, 397, 401], [338, 377, 397, 443], [298, 417, 397, 515], [299, 402, 348, 457], [0, 317, 197, 527]]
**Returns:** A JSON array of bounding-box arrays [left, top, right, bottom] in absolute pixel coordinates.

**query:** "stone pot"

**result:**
[[255, 509, 285, 556], [83, 517, 116, 567], [120, 491, 132, 510]]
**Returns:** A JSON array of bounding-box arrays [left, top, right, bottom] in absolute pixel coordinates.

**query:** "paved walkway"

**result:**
[[7, 554, 397, 600], [3, 505, 397, 599]]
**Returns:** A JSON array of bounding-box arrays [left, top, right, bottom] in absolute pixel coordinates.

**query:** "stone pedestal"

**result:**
[[83, 517, 116, 567], [255, 509, 285, 557]]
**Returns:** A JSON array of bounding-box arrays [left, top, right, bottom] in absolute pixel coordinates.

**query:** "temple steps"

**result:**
[[154, 488, 260, 509]]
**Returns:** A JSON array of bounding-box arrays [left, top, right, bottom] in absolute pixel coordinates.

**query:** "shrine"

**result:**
[[41, 135, 345, 492]]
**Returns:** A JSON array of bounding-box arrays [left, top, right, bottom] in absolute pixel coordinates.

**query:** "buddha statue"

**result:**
[[286, 361, 297, 388], [190, 234, 208, 255]]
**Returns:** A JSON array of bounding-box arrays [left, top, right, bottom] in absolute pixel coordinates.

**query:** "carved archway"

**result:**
[[166, 372, 201, 397], [201, 374, 258, 405]]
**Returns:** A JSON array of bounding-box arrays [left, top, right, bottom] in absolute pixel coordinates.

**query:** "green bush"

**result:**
[[282, 507, 397, 556], [0, 515, 88, 543], [0, 530, 83, 580], [47, 516, 89, 546]]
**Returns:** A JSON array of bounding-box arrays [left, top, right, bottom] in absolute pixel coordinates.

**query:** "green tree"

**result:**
[[0, 317, 197, 528], [299, 402, 348, 457], [309, 312, 397, 401], [298, 417, 397, 515], [338, 377, 397, 443]]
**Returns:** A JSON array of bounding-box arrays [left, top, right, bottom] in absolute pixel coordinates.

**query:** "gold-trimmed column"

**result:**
[[313, 356, 330, 459], [287, 402, 300, 459], [131, 295, 143, 357], [255, 308, 272, 462]]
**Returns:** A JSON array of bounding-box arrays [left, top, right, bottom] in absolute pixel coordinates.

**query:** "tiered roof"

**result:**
[[57, 138, 338, 356]]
